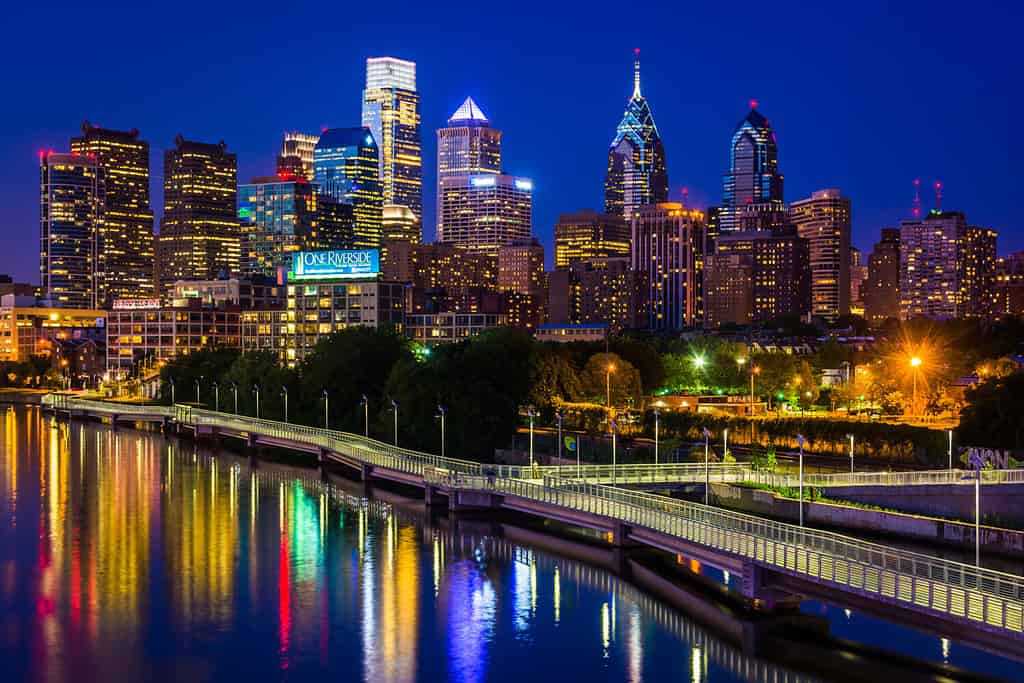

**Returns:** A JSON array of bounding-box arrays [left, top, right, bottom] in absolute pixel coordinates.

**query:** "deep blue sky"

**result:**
[[3, 1, 1021, 282]]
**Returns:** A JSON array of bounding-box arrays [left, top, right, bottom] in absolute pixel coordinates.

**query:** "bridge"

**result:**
[[40, 393, 1024, 659]]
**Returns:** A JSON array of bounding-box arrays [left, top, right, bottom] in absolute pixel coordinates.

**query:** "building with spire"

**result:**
[[361, 57, 422, 220], [721, 103, 784, 234], [604, 50, 668, 217], [437, 97, 501, 181]]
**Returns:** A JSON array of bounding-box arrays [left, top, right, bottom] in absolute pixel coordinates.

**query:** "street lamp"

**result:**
[[213, 381, 219, 412], [910, 356, 922, 420], [253, 384, 260, 419], [948, 429, 954, 470], [703, 427, 711, 505], [390, 399, 399, 446], [436, 404, 447, 459], [281, 386, 288, 423], [797, 434, 806, 527], [360, 395, 369, 438], [555, 412, 563, 464], [653, 408, 661, 466], [610, 418, 618, 488], [723, 427, 729, 464], [195, 375, 202, 406], [322, 389, 329, 429], [605, 363, 615, 411], [847, 433, 854, 473], [169, 378, 175, 405], [231, 382, 238, 414], [527, 406, 537, 468]]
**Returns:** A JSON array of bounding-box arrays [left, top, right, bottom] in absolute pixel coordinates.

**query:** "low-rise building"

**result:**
[[535, 323, 607, 343], [406, 311, 505, 345], [0, 296, 106, 362]]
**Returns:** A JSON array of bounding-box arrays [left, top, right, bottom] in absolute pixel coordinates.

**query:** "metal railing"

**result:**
[[42, 393, 174, 418], [753, 468, 1024, 488]]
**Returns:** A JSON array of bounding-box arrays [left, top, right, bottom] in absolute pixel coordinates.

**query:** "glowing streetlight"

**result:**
[[692, 354, 706, 369], [281, 386, 288, 423], [322, 389, 329, 428], [360, 395, 369, 438], [436, 405, 447, 459], [605, 363, 616, 410], [910, 356, 922, 419], [253, 384, 260, 419], [652, 408, 661, 466], [390, 399, 399, 446]]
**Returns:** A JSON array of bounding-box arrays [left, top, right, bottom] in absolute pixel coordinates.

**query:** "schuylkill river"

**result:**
[[0, 405, 1019, 682]]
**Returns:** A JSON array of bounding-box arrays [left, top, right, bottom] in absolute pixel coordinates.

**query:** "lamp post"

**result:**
[[653, 408, 660, 466], [169, 378, 175, 405], [436, 404, 447, 459], [281, 386, 288, 424], [948, 429, 954, 470], [847, 433, 854, 473], [213, 381, 220, 412], [390, 399, 399, 446], [555, 412, 563, 464], [797, 434, 806, 527], [703, 427, 711, 505], [605, 363, 615, 413], [360, 395, 369, 438], [195, 375, 202, 406], [975, 470, 981, 567], [253, 384, 260, 419], [231, 382, 238, 414], [322, 389, 329, 429], [910, 356, 922, 420], [611, 418, 618, 488], [527, 407, 537, 468], [723, 427, 728, 464]]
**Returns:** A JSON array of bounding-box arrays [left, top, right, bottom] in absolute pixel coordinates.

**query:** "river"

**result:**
[[0, 405, 1019, 682]]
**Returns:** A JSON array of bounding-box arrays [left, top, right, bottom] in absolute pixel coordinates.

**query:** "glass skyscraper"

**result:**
[[156, 136, 239, 294], [276, 132, 319, 180], [313, 128, 383, 249], [721, 103, 784, 233], [361, 57, 422, 220], [40, 152, 104, 309], [604, 50, 668, 217], [239, 176, 319, 277], [70, 122, 154, 304], [436, 97, 501, 183]]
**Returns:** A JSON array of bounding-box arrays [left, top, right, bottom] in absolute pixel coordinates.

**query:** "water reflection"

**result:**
[[0, 407, 1016, 682]]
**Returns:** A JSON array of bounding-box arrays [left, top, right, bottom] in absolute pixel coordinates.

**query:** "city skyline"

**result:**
[[3, 1, 1021, 285]]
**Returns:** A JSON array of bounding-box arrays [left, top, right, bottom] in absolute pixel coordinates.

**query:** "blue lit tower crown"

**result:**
[[720, 102, 784, 233], [604, 49, 668, 217]]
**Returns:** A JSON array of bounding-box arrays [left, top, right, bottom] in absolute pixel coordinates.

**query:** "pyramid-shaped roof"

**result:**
[[448, 97, 489, 124]]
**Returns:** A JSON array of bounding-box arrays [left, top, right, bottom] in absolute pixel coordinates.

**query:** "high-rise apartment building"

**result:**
[[276, 132, 318, 180], [547, 257, 646, 332], [156, 137, 239, 294], [362, 57, 421, 219], [789, 189, 851, 321], [40, 152, 104, 308], [553, 210, 629, 269], [604, 50, 668, 217], [899, 211, 965, 319], [70, 122, 154, 304], [849, 247, 867, 317], [239, 175, 319, 277], [437, 174, 532, 255], [498, 238, 544, 295], [629, 203, 704, 331], [993, 252, 1024, 319], [959, 225, 998, 318], [721, 104, 784, 234], [864, 228, 901, 323], [313, 128, 383, 249]]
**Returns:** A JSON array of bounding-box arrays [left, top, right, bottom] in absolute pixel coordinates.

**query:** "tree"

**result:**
[[528, 346, 581, 415], [959, 372, 1024, 449], [579, 353, 642, 409]]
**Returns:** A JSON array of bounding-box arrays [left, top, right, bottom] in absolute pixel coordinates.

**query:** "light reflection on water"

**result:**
[[0, 406, 1017, 682]]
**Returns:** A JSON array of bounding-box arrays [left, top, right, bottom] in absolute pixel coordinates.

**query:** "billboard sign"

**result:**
[[290, 249, 380, 281]]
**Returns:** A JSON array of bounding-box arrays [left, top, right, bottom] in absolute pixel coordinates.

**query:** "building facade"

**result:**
[[0, 297, 106, 362], [276, 132, 318, 180], [498, 238, 544, 295], [604, 51, 668, 217], [361, 57, 422, 219], [959, 225, 998, 318], [899, 211, 965, 319], [721, 104, 784, 234], [156, 137, 239, 295], [40, 152, 104, 309], [547, 257, 646, 332], [553, 209, 629, 269], [381, 204, 420, 244], [864, 227, 901, 323], [789, 188, 851, 321], [239, 175, 319, 277], [313, 128, 383, 249], [629, 203, 704, 331], [703, 253, 754, 328], [436, 97, 501, 183], [993, 252, 1024, 318], [849, 246, 867, 317], [437, 174, 532, 255], [71, 122, 155, 303], [407, 311, 505, 345]]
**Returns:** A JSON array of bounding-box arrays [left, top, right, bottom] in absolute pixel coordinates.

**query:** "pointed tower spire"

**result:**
[[632, 48, 642, 99]]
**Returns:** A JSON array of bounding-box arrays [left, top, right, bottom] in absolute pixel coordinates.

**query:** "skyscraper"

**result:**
[[156, 136, 239, 294], [276, 132, 318, 180], [239, 175, 319, 277], [40, 152, 104, 308], [498, 238, 545, 295], [313, 128, 383, 249], [721, 103, 784, 234], [554, 210, 630, 269], [437, 97, 501, 181], [959, 225, 998, 318], [362, 57, 422, 219], [790, 188, 852, 321], [899, 210, 964, 319], [70, 122, 154, 304], [629, 203, 704, 330], [437, 174, 532, 255], [382, 205, 420, 243], [864, 227, 901, 323], [604, 50, 668, 217], [849, 247, 868, 317]]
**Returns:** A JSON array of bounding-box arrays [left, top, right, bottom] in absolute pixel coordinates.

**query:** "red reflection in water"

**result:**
[[279, 525, 291, 670]]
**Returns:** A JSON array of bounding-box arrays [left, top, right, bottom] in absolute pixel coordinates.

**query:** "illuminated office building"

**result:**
[[437, 174, 532, 255], [789, 188, 851, 321], [382, 204, 420, 243], [721, 103, 784, 234], [864, 228, 900, 323], [959, 225, 997, 318], [899, 210, 965, 319], [437, 97, 501, 181], [362, 57, 422, 219], [407, 311, 505, 345], [313, 128, 382, 249], [498, 238, 544, 295], [993, 252, 1024, 318], [381, 240, 496, 290], [547, 257, 646, 332], [71, 122, 154, 303], [276, 132, 318, 180], [629, 203, 704, 330], [239, 175, 319, 277], [156, 136, 239, 295], [40, 152, 104, 309], [849, 247, 867, 317], [604, 50, 668, 217], [553, 209, 629, 269]]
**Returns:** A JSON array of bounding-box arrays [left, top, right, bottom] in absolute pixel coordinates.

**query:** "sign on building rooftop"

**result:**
[[290, 249, 380, 281]]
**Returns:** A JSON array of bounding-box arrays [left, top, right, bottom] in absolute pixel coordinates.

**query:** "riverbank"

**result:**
[[0, 389, 46, 405]]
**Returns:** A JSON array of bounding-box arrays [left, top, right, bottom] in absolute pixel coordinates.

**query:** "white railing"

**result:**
[[753, 468, 1024, 488]]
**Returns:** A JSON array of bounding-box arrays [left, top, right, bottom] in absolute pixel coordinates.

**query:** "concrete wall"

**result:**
[[821, 483, 1024, 526], [709, 483, 1024, 559]]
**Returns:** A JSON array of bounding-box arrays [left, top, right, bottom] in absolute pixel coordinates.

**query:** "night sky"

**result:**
[[3, 1, 1021, 283]]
